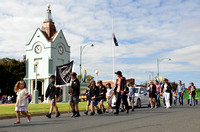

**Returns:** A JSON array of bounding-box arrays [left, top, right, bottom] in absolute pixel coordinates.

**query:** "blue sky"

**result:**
[[0, 0, 200, 87]]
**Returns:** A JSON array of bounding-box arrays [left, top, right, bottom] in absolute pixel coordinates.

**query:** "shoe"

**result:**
[[105, 111, 109, 113], [75, 111, 80, 117], [126, 108, 129, 114], [56, 111, 60, 117], [97, 109, 103, 114], [90, 111, 95, 116], [120, 109, 125, 112], [27, 114, 31, 122], [111, 110, 114, 113], [114, 111, 119, 115], [14, 121, 20, 124], [46, 113, 51, 118], [71, 110, 76, 117], [132, 108, 134, 111], [84, 111, 88, 115], [103, 108, 106, 113]]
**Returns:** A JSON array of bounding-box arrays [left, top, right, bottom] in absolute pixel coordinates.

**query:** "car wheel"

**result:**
[[137, 99, 141, 108]]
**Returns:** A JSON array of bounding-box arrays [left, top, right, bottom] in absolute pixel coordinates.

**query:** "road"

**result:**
[[0, 104, 200, 132]]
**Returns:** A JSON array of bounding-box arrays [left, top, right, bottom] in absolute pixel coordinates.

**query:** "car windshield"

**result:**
[[135, 88, 139, 93]]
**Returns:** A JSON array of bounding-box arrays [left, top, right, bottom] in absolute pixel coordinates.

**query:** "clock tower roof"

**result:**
[[41, 4, 57, 41]]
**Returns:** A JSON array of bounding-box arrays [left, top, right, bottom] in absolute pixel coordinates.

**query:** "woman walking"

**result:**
[[162, 78, 172, 109], [147, 80, 157, 109], [188, 82, 196, 106], [155, 80, 161, 107]]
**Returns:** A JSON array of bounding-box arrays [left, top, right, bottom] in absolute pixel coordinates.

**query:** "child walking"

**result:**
[[14, 81, 31, 124], [106, 83, 114, 113], [173, 91, 178, 106]]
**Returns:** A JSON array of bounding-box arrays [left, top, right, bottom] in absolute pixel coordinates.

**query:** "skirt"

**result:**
[[15, 106, 28, 112]]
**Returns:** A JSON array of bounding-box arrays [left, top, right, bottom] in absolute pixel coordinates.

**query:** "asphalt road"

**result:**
[[0, 104, 200, 132]]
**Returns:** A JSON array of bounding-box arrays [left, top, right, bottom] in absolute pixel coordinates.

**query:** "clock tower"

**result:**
[[24, 5, 70, 102]]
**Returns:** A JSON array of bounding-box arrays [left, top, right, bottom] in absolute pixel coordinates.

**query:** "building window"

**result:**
[[49, 59, 53, 74]]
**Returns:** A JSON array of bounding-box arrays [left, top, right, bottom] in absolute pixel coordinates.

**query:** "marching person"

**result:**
[[114, 71, 129, 114], [155, 80, 161, 107], [147, 80, 157, 109], [89, 80, 102, 116], [177, 80, 185, 105], [84, 82, 91, 115], [128, 82, 136, 111], [14, 81, 31, 124], [188, 82, 196, 106], [69, 72, 80, 117], [106, 83, 114, 113], [162, 78, 172, 109], [45, 75, 60, 118], [98, 80, 107, 113]]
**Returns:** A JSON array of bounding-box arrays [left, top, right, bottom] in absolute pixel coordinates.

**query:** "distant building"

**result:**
[[24, 5, 70, 102]]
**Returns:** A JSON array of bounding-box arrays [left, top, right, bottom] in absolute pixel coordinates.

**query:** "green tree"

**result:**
[[0, 58, 25, 96], [77, 75, 94, 82]]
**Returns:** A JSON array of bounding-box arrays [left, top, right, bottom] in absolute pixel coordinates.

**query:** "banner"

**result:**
[[82, 68, 86, 82], [56, 61, 74, 85], [184, 89, 200, 100]]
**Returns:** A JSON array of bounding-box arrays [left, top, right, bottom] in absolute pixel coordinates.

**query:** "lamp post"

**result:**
[[33, 61, 39, 104], [79, 43, 94, 82], [157, 58, 171, 79], [95, 70, 99, 83]]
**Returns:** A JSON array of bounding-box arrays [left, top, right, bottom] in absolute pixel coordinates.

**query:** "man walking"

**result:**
[[69, 72, 80, 117], [45, 75, 60, 118], [177, 80, 185, 105], [114, 71, 129, 114]]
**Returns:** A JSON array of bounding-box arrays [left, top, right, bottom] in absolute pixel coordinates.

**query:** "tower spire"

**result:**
[[41, 4, 57, 41], [45, 4, 53, 22]]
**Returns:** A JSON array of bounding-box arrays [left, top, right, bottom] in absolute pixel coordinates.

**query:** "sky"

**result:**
[[0, 0, 199, 87]]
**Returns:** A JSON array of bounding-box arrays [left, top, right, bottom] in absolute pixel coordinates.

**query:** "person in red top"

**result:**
[[188, 82, 196, 106], [114, 71, 129, 114]]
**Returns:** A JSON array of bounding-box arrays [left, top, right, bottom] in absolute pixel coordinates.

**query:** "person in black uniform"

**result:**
[[69, 72, 80, 117], [98, 80, 107, 113], [45, 75, 60, 118], [147, 80, 157, 109], [114, 71, 129, 114], [89, 80, 102, 116]]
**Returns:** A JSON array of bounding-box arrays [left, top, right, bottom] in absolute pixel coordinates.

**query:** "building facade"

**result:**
[[24, 5, 70, 102]]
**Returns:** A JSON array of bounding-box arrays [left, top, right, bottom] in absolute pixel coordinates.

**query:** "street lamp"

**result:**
[[33, 61, 39, 104], [80, 43, 94, 82], [95, 70, 99, 83], [157, 58, 171, 79]]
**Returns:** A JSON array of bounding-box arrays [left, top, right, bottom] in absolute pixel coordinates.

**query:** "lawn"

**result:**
[[0, 102, 107, 116]]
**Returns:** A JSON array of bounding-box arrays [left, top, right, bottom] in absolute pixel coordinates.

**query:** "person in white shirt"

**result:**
[[161, 78, 172, 109], [106, 83, 114, 113], [14, 81, 31, 124]]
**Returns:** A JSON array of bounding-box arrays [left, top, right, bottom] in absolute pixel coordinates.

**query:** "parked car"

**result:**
[[112, 87, 149, 108]]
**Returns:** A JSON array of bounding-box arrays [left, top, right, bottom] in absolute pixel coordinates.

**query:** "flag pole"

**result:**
[[112, 17, 115, 87]]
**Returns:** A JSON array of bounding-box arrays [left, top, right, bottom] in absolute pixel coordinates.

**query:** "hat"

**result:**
[[115, 71, 122, 76], [50, 75, 56, 79], [97, 80, 102, 84], [129, 82, 134, 85]]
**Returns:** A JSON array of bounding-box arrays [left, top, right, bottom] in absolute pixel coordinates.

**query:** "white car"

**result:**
[[111, 87, 150, 108]]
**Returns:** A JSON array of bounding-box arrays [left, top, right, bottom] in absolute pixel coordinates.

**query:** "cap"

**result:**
[[115, 71, 122, 76], [50, 75, 56, 79]]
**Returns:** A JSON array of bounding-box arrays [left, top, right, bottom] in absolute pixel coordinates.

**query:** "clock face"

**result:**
[[35, 45, 42, 54], [58, 46, 64, 55]]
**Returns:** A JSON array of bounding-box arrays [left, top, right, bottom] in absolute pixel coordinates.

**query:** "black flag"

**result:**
[[56, 61, 74, 85]]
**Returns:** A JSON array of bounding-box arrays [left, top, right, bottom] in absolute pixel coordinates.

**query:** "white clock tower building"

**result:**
[[24, 5, 70, 102]]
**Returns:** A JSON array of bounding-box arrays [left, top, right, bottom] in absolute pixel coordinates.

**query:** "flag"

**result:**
[[56, 61, 74, 85], [113, 32, 119, 46], [82, 68, 86, 82]]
